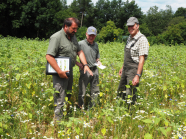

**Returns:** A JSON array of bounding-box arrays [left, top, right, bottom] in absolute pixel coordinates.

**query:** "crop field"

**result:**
[[0, 36, 186, 139]]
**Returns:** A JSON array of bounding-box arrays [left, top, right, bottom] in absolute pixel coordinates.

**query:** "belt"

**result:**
[[89, 66, 97, 71]]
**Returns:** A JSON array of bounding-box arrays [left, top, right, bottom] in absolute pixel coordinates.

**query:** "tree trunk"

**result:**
[[81, 11, 84, 27]]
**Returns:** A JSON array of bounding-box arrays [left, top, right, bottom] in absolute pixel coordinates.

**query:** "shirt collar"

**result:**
[[129, 31, 142, 40], [85, 39, 95, 46], [131, 31, 142, 40], [61, 28, 74, 41]]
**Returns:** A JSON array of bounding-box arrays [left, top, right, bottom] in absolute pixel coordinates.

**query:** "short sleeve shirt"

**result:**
[[46, 28, 81, 67], [78, 39, 100, 68], [126, 31, 149, 63]]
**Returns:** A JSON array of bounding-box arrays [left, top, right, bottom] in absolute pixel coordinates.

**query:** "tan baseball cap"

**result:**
[[126, 17, 139, 26], [87, 26, 97, 35]]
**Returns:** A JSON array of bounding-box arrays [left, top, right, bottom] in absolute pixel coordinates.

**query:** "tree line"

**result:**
[[0, 0, 186, 45]]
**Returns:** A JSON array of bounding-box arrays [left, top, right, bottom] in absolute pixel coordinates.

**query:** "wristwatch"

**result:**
[[136, 74, 141, 77], [84, 64, 88, 67]]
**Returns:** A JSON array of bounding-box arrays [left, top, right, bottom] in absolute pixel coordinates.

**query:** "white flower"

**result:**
[[122, 91, 126, 93], [83, 121, 90, 128], [109, 108, 114, 111], [127, 99, 133, 104], [50, 121, 54, 126], [178, 128, 182, 132], [75, 135, 79, 139], [40, 83, 45, 86], [183, 126, 186, 131], [74, 106, 76, 111]]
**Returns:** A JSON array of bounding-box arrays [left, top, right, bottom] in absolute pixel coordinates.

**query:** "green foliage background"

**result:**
[[1, 0, 186, 45]]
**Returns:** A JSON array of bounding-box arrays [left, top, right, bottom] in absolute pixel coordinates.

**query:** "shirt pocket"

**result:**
[[72, 43, 77, 52], [130, 46, 139, 56], [58, 44, 71, 55]]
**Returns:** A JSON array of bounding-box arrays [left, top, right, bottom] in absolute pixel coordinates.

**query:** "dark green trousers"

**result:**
[[78, 67, 99, 108], [52, 69, 73, 121]]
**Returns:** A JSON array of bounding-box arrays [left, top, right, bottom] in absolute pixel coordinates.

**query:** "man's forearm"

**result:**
[[137, 55, 145, 75], [78, 50, 88, 65], [137, 63, 143, 75]]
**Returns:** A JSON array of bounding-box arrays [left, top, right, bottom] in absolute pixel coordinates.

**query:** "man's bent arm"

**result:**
[[77, 50, 93, 76], [46, 54, 68, 79], [137, 55, 145, 75], [132, 55, 145, 86]]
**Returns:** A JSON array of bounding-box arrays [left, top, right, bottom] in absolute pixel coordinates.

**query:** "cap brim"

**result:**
[[87, 32, 96, 35], [126, 22, 135, 26]]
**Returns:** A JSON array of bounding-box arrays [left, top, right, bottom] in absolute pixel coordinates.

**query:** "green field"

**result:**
[[0, 36, 186, 139]]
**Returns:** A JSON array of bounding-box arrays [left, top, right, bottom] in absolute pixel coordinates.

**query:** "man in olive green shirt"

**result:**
[[46, 18, 93, 121], [76, 26, 102, 109]]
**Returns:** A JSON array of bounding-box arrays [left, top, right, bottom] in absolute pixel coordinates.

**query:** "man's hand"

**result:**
[[119, 67, 123, 76], [97, 61, 102, 66], [76, 61, 84, 70], [132, 75, 139, 86], [58, 70, 69, 79], [84, 66, 93, 76]]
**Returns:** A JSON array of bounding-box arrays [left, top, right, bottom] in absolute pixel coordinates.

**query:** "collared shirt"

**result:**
[[125, 31, 149, 63], [78, 39, 100, 68], [46, 28, 81, 67]]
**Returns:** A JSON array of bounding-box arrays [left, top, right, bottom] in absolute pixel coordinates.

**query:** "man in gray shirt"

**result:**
[[76, 26, 101, 109], [46, 18, 93, 121]]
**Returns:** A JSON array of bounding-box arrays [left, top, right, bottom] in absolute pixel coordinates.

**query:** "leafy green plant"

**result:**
[[98, 20, 124, 43], [0, 37, 186, 138]]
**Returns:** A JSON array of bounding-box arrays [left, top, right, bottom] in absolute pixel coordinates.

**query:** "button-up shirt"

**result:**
[[125, 31, 149, 63], [78, 39, 100, 68], [46, 28, 80, 67]]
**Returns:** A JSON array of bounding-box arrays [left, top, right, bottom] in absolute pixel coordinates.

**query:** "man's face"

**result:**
[[86, 33, 96, 44], [65, 22, 78, 37], [128, 23, 139, 37]]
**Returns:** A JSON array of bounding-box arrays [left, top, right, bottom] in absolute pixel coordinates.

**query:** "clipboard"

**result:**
[[46, 56, 71, 77]]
